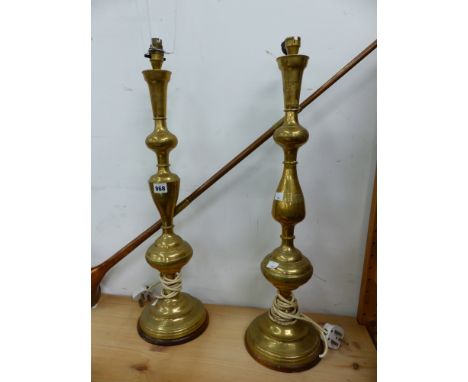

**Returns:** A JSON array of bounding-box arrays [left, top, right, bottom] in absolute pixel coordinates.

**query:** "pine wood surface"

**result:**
[[92, 294, 376, 382]]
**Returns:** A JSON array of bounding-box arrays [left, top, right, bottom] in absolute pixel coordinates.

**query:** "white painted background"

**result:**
[[92, 0, 376, 316]]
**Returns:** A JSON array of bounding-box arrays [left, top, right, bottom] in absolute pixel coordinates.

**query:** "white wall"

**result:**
[[92, 0, 376, 316]]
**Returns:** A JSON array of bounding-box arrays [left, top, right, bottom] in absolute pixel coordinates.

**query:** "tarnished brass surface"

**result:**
[[138, 38, 208, 345], [245, 313, 322, 372], [245, 37, 322, 372], [138, 292, 208, 345]]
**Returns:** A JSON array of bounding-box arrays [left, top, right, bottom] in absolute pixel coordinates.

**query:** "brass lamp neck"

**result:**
[[142, 38, 171, 120], [277, 37, 309, 111], [143, 70, 171, 121]]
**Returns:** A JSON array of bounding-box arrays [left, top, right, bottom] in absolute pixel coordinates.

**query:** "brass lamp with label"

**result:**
[[137, 38, 208, 345], [244, 37, 324, 372]]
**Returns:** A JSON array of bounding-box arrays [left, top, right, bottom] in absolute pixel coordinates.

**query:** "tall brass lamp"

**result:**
[[137, 38, 209, 345], [244, 37, 326, 372]]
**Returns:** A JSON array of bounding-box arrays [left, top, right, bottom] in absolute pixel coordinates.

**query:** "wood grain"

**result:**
[[92, 295, 376, 382]]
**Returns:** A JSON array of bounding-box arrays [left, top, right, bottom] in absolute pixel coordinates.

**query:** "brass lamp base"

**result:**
[[137, 292, 208, 346], [245, 312, 323, 372]]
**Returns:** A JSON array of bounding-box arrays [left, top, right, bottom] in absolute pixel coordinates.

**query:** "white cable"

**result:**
[[151, 272, 182, 306], [268, 292, 329, 358], [132, 279, 160, 302]]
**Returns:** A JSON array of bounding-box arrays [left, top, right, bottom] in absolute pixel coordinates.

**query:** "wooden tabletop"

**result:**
[[92, 295, 376, 381]]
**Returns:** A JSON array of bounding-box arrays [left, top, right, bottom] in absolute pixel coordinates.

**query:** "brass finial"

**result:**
[[281, 36, 301, 55], [145, 37, 166, 69]]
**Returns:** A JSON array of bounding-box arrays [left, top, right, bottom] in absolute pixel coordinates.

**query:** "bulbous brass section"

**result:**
[[137, 38, 208, 345], [245, 37, 322, 372], [261, 245, 312, 291], [145, 231, 193, 274]]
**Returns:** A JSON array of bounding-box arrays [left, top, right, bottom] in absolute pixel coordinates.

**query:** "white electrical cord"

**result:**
[[151, 272, 182, 305], [268, 292, 329, 358]]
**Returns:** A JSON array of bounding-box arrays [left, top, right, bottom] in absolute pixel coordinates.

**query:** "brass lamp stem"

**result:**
[[245, 37, 323, 372], [137, 38, 208, 345]]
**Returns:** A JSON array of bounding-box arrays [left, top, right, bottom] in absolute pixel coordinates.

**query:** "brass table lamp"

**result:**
[[244, 37, 327, 372], [137, 38, 208, 345]]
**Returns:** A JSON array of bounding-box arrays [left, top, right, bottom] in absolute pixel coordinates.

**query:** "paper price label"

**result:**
[[153, 183, 168, 193], [274, 192, 284, 201], [266, 260, 279, 269]]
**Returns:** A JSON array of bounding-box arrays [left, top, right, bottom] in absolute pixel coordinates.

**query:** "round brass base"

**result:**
[[137, 314, 209, 346], [137, 292, 208, 346], [245, 312, 323, 372]]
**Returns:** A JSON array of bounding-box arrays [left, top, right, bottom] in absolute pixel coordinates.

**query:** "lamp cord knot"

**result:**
[[268, 292, 329, 358], [151, 272, 182, 305]]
